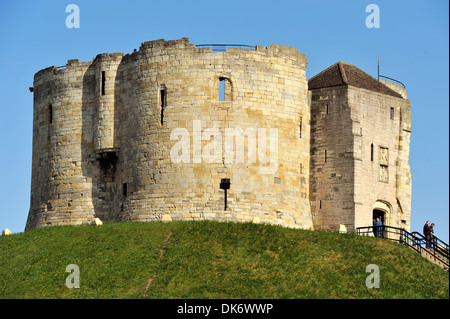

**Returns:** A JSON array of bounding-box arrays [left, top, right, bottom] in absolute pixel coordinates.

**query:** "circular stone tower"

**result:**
[[26, 38, 313, 230]]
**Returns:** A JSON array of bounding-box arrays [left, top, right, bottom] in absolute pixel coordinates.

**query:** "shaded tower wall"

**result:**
[[26, 60, 97, 229], [309, 86, 356, 230]]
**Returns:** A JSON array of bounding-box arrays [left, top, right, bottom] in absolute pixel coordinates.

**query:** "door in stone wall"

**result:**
[[372, 209, 386, 237]]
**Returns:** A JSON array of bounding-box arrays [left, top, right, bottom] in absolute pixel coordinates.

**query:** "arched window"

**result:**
[[219, 78, 225, 101], [218, 77, 232, 102]]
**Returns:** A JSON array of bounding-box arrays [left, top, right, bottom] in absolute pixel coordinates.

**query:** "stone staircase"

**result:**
[[357, 225, 449, 272], [418, 248, 449, 271]]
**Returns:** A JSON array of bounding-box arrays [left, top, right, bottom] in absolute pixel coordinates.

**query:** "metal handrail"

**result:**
[[413, 231, 449, 250], [195, 44, 257, 52], [378, 74, 406, 88], [357, 225, 449, 269], [410, 231, 449, 259]]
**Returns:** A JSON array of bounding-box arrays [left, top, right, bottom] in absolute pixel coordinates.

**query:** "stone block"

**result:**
[[92, 218, 103, 226], [162, 214, 172, 222], [2, 228, 12, 236]]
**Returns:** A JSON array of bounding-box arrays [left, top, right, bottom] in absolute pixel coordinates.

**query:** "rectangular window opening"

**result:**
[[371, 143, 374, 161], [299, 116, 302, 138], [324, 150, 327, 163], [49, 104, 53, 124], [101, 71, 106, 96], [390, 107, 394, 120], [123, 183, 128, 198], [326, 104, 329, 115]]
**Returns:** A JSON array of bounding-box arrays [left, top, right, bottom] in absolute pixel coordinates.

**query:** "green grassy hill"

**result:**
[[0, 221, 448, 299]]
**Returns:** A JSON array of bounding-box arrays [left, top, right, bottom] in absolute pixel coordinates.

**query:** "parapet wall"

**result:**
[[26, 38, 313, 230]]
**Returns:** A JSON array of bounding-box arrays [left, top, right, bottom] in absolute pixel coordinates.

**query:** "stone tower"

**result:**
[[308, 62, 412, 231], [26, 38, 313, 230], [25, 39, 412, 233]]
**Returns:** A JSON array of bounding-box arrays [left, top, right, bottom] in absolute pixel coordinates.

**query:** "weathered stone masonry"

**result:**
[[308, 62, 412, 231], [26, 38, 412, 233]]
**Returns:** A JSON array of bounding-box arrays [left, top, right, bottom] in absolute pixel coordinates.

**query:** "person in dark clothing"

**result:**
[[375, 218, 383, 238], [430, 223, 437, 249], [423, 221, 432, 249]]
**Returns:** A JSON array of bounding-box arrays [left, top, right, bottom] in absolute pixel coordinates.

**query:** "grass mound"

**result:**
[[0, 221, 447, 298]]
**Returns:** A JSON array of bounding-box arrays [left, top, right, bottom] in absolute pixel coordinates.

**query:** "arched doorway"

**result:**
[[373, 209, 385, 225], [372, 200, 392, 238], [373, 209, 385, 238]]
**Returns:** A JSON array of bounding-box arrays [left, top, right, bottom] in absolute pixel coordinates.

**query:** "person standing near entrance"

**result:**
[[423, 221, 432, 249], [375, 217, 383, 238]]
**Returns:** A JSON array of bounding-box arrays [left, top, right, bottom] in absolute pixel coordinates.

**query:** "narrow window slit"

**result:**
[[160, 86, 166, 125], [101, 71, 106, 96], [123, 183, 128, 197], [49, 104, 53, 124], [299, 116, 302, 138]]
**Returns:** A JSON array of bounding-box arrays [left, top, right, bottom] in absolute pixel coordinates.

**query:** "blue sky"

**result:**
[[0, 0, 448, 242]]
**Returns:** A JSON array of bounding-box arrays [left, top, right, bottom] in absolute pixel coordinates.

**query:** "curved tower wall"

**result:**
[[26, 38, 313, 230], [94, 53, 122, 152], [27, 61, 96, 229], [118, 39, 311, 227]]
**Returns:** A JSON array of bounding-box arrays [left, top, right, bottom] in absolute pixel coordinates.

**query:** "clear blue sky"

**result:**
[[0, 0, 448, 242]]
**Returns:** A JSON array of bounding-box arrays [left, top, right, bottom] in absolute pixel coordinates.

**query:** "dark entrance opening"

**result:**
[[373, 209, 385, 238], [99, 151, 118, 174], [96, 151, 119, 222]]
